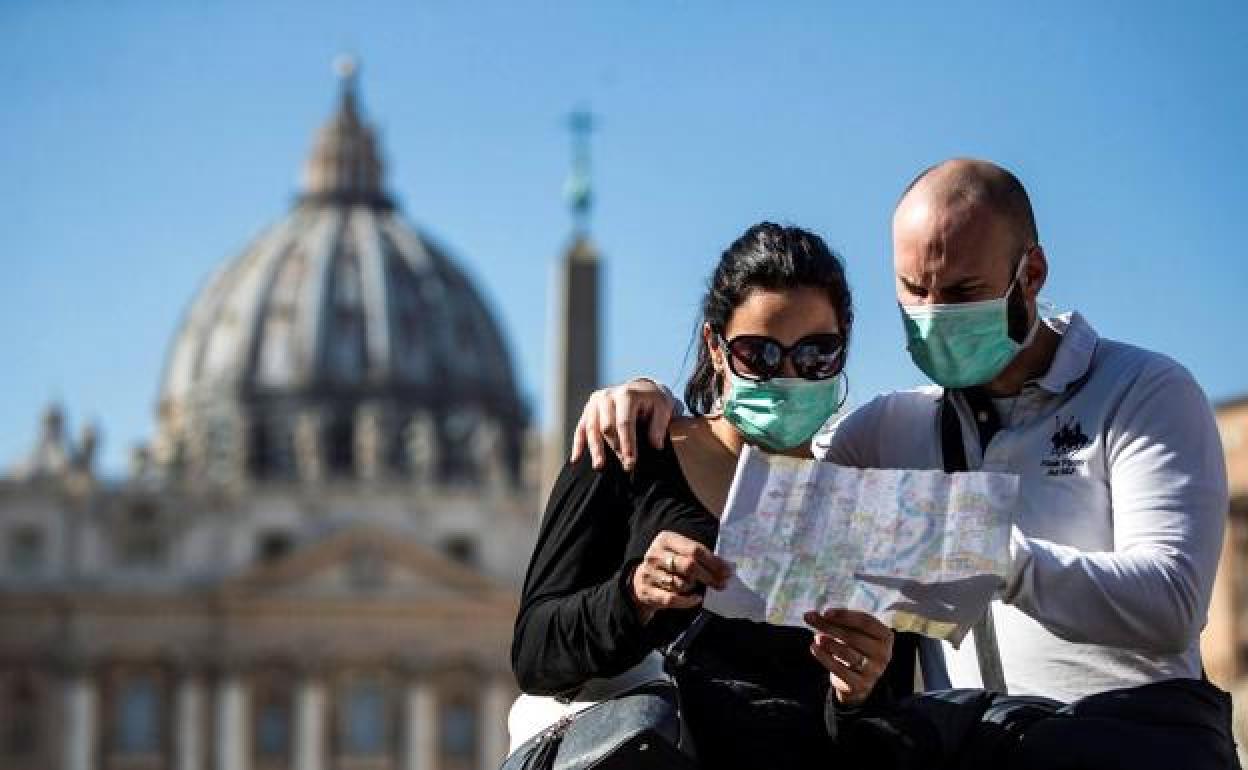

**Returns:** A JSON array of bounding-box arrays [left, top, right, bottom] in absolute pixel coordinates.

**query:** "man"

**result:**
[[571, 159, 1236, 767]]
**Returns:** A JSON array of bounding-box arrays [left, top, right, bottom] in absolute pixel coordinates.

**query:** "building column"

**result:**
[[176, 674, 205, 770], [354, 402, 389, 482], [294, 411, 325, 483], [62, 673, 96, 770], [293, 677, 326, 770], [479, 677, 511, 770], [403, 678, 437, 770], [215, 673, 248, 770]]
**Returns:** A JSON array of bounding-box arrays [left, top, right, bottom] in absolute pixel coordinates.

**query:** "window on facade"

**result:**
[[339, 680, 389, 756], [121, 534, 165, 567], [115, 676, 161, 754], [442, 535, 478, 567], [121, 504, 165, 567], [3, 676, 38, 756], [257, 531, 293, 563], [130, 504, 156, 525], [1234, 512, 1248, 672], [327, 417, 355, 476], [439, 699, 477, 763], [254, 696, 291, 758], [248, 421, 274, 479], [9, 527, 44, 573], [248, 419, 294, 480]]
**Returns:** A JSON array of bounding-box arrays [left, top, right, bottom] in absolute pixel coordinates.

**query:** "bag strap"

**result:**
[[663, 611, 711, 672], [661, 611, 710, 758], [940, 390, 1009, 694], [940, 391, 969, 473]]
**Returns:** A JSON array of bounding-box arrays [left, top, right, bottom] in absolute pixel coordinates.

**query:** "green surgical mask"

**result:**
[[721, 371, 844, 451], [900, 258, 1039, 388]]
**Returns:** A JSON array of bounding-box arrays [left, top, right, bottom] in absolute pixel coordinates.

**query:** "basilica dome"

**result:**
[[155, 61, 527, 486]]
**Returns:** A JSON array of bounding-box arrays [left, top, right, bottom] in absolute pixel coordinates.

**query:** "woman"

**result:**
[[511, 223, 912, 767]]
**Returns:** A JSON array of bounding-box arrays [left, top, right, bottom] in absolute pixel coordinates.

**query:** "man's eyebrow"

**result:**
[[898, 275, 926, 292], [939, 277, 987, 293], [898, 274, 986, 294]]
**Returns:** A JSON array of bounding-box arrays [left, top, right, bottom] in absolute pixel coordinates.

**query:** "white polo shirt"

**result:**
[[812, 313, 1228, 703]]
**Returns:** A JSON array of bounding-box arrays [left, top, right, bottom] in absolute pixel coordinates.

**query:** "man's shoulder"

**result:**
[[1090, 335, 1197, 391], [848, 385, 944, 420], [814, 385, 942, 465], [822, 385, 941, 437]]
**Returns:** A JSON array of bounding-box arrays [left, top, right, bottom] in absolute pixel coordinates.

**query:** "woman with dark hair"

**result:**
[[510, 223, 914, 767]]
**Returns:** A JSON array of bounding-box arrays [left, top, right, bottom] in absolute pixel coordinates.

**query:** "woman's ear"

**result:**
[[703, 322, 728, 407], [703, 321, 723, 364], [702, 322, 722, 372]]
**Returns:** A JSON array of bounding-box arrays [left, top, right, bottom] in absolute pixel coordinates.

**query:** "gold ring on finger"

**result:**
[[855, 653, 868, 674]]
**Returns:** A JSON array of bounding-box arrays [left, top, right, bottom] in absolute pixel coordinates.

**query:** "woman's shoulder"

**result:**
[[551, 418, 706, 496], [669, 415, 704, 436], [543, 437, 678, 516], [631, 420, 686, 477], [668, 415, 722, 441], [535, 448, 638, 548], [663, 416, 727, 474], [554, 442, 632, 494], [633, 419, 715, 508]]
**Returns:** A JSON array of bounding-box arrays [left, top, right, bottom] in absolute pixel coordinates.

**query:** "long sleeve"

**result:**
[[1003, 361, 1228, 653], [511, 453, 654, 696]]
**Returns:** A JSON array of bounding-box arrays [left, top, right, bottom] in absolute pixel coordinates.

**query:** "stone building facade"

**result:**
[[0, 59, 576, 770], [1202, 395, 1248, 748]]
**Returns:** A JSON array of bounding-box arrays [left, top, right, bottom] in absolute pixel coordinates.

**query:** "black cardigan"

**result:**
[[511, 437, 917, 766]]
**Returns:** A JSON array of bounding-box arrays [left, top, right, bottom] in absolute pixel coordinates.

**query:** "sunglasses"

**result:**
[[716, 332, 845, 382]]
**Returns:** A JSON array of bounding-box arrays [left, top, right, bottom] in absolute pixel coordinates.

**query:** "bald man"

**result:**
[[570, 159, 1237, 767]]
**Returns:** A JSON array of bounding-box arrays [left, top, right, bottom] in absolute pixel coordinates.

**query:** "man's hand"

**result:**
[[571, 379, 677, 472], [804, 608, 895, 707]]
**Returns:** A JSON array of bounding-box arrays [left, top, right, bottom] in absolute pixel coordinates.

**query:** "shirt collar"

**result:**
[[1032, 312, 1098, 394]]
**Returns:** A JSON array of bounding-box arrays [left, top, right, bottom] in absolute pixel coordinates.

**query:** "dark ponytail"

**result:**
[[684, 223, 853, 416]]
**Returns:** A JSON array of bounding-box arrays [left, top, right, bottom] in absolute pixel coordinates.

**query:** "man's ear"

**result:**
[[1022, 245, 1049, 300]]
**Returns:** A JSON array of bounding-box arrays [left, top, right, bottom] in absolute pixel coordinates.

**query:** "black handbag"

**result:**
[[500, 679, 695, 770], [500, 614, 708, 770]]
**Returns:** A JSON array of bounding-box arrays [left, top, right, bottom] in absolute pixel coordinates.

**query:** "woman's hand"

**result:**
[[630, 530, 732, 624], [804, 608, 894, 707], [572, 379, 676, 472]]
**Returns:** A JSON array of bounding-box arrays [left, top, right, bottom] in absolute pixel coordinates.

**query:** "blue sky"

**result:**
[[2, 1, 1246, 474]]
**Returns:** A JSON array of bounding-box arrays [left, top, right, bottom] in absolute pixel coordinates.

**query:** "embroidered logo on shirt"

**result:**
[[1042, 416, 1090, 476]]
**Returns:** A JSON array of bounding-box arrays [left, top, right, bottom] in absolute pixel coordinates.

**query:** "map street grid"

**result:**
[[704, 446, 1020, 645]]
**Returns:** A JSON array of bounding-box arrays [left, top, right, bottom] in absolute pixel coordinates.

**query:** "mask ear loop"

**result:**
[[812, 371, 851, 440], [1012, 253, 1046, 349], [710, 369, 725, 416], [834, 371, 850, 412]]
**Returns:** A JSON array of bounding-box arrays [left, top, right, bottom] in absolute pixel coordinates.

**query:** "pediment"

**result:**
[[220, 525, 513, 604]]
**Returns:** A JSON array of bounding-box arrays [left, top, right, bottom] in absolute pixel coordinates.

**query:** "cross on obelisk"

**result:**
[[565, 108, 595, 233], [544, 107, 603, 497]]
